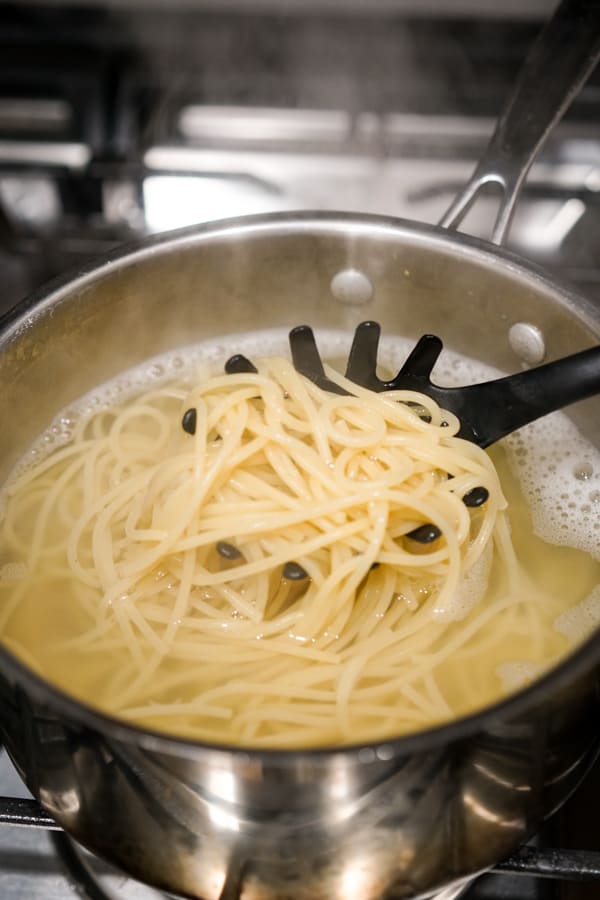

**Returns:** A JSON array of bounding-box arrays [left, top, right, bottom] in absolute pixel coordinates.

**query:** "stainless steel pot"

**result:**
[[0, 3, 599, 900], [1, 211, 600, 900]]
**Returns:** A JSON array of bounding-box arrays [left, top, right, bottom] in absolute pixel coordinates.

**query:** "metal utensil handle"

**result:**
[[440, 0, 600, 246]]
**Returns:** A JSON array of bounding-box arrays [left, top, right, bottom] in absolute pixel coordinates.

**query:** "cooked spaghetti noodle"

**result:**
[[0, 349, 598, 747]]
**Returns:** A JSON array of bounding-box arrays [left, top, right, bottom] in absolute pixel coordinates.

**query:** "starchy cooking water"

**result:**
[[0, 328, 598, 747]]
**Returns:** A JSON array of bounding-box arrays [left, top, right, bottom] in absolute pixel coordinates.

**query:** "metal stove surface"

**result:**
[[0, 5, 599, 314]]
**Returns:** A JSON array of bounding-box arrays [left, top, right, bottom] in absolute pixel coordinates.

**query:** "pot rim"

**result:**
[[2, 209, 600, 336], [1, 208, 599, 762]]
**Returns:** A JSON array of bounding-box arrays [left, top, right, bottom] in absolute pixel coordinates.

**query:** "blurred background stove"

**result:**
[[1, 1, 600, 899], [0, 0, 600, 314]]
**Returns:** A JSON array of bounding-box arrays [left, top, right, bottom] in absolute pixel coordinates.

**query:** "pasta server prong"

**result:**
[[284, 321, 600, 449]]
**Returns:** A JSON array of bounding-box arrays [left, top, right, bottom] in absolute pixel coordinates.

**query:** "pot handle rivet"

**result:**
[[330, 268, 373, 306]]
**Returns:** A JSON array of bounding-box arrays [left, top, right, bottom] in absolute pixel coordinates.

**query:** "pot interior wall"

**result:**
[[0, 216, 598, 481]]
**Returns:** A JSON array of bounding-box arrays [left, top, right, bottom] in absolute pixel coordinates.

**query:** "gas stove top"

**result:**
[[0, 3, 599, 315]]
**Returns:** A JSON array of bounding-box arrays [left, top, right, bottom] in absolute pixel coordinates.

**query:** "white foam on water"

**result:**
[[432, 543, 493, 623], [554, 583, 600, 645], [496, 659, 544, 692], [503, 417, 600, 560], [0, 562, 27, 583]]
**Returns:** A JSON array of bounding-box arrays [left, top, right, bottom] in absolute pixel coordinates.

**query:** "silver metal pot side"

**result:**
[[0, 212, 599, 900]]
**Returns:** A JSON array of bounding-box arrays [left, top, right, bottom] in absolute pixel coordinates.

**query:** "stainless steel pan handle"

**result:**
[[440, 0, 600, 246]]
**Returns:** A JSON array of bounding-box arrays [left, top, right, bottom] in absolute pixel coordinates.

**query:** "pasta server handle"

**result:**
[[429, 343, 600, 448]]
